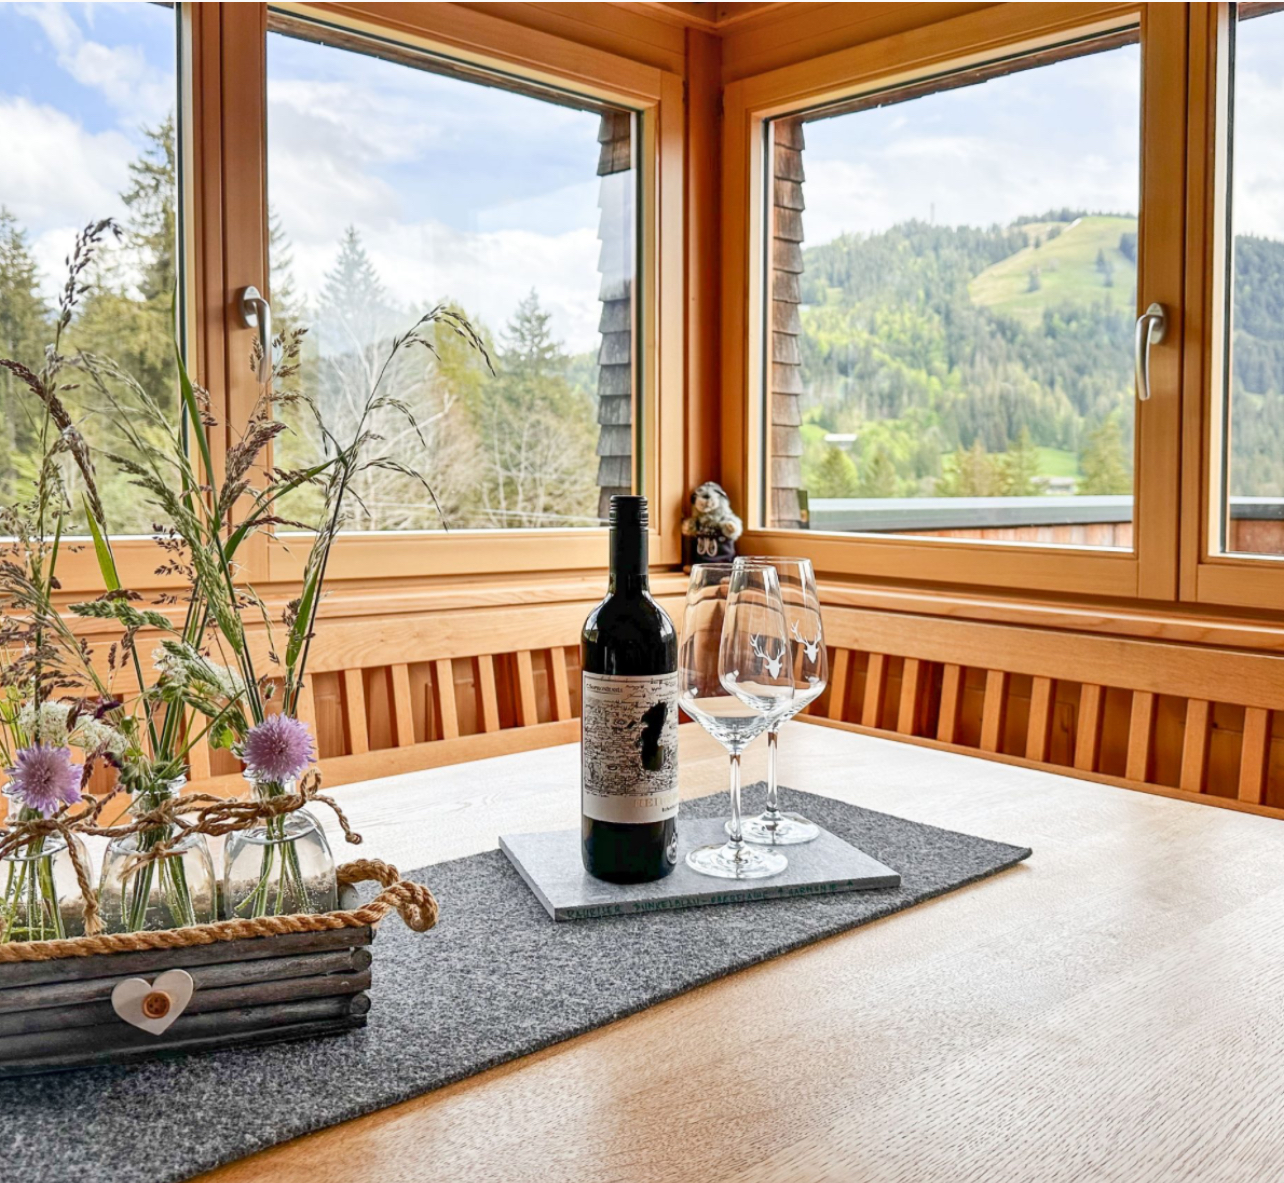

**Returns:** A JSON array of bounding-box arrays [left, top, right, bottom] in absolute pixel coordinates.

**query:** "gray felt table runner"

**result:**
[[6, 787, 1030, 1183]]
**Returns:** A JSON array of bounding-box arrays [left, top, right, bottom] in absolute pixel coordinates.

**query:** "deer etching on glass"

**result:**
[[791, 621, 822, 665], [750, 634, 786, 679]]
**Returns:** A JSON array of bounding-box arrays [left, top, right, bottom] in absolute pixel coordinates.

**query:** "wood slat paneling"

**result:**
[[980, 669, 1008, 754], [1025, 676, 1054, 762], [937, 664, 963, 744], [1239, 708, 1272, 806]]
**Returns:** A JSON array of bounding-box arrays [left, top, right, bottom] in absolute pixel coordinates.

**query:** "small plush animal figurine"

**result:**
[[682, 481, 742, 565]]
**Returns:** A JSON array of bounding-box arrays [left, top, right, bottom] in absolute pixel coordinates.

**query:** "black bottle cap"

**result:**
[[609, 495, 648, 528]]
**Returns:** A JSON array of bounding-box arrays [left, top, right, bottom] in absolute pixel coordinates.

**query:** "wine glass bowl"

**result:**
[[679, 564, 788, 880], [729, 558, 827, 846]]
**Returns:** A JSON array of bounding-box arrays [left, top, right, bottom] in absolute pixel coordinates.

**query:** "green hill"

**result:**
[[968, 215, 1137, 327]]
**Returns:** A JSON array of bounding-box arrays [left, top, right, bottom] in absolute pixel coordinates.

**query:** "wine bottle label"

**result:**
[[581, 672, 679, 824]]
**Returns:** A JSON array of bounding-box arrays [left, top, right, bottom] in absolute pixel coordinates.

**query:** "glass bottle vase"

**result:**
[[223, 776, 337, 919], [0, 832, 93, 943], [99, 776, 217, 933]]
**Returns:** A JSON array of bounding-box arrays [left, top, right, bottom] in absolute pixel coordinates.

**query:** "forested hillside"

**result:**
[[799, 213, 1284, 500]]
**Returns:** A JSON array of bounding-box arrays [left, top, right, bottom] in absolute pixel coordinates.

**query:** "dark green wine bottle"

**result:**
[[580, 496, 679, 882]]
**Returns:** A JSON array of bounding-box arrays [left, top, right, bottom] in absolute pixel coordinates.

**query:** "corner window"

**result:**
[[266, 12, 640, 533], [762, 32, 1142, 549]]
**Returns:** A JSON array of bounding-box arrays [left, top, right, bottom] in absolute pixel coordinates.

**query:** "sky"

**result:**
[[1, 5, 1281, 339], [0, 2, 630, 355], [798, 22, 1284, 248]]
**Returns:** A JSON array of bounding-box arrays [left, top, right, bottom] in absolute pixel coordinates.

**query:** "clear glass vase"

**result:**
[[223, 776, 337, 919], [0, 832, 92, 943], [99, 776, 217, 933]]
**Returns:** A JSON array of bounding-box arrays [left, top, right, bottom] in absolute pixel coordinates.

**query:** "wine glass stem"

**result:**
[[765, 727, 780, 818], [727, 751, 744, 846]]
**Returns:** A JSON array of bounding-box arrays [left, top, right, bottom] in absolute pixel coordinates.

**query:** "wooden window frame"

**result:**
[[219, 2, 685, 586], [59, 3, 686, 595], [1180, 1, 1284, 611], [719, 2, 1189, 601]]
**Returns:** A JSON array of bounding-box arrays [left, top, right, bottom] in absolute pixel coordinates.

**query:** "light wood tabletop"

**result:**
[[196, 721, 1284, 1183]]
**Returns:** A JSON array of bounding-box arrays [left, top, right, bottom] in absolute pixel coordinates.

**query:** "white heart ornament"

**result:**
[[111, 969, 195, 1035]]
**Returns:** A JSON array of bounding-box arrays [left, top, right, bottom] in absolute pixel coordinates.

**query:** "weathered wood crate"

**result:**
[[0, 860, 435, 1077]]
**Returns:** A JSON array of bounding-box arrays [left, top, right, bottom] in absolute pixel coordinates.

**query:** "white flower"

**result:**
[[76, 715, 129, 758], [17, 702, 72, 747], [16, 700, 128, 757]]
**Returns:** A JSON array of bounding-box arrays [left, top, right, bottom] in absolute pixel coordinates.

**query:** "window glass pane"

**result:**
[[267, 16, 637, 532], [765, 36, 1140, 548], [0, 2, 180, 535], [1222, 3, 1284, 557]]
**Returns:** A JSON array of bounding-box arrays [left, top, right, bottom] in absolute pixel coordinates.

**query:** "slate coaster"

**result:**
[[501, 817, 901, 919]]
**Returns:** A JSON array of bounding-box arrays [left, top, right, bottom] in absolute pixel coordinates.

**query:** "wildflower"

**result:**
[[4, 744, 83, 817], [241, 715, 315, 784]]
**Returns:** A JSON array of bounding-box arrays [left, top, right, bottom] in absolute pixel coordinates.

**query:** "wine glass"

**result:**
[[731, 557, 827, 845], [679, 565, 789, 880]]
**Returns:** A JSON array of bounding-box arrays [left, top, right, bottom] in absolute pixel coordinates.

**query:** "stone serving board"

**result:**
[[500, 817, 901, 919]]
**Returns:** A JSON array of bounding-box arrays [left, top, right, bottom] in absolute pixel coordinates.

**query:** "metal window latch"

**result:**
[[1134, 302, 1167, 401], [239, 285, 273, 383]]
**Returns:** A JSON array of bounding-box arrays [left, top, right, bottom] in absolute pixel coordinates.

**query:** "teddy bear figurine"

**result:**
[[681, 481, 743, 566]]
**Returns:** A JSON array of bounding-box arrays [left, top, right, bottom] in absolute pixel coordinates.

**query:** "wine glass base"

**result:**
[[729, 812, 821, 846], [686, 839, 787, 880]]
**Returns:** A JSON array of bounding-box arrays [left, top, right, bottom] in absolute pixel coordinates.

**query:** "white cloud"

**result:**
[[1233, 66, 1284, 240], [14, 2, 172, 124], [289, 221, 603, 355], [0, 97, 133, 293]]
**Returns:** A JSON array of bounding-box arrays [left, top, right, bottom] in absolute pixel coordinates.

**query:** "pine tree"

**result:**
[[0, 209, 50, 504], [472, 290, 596, 528], [1001, 427, 1041, 496], [936, 440, 1004, 497], [1079, 416, 1131, 495], [856, 446, 899, 498], [811, 447, 860, 498]]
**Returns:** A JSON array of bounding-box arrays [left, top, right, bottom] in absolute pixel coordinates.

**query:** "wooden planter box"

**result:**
[[0, 925, 374, 1076]]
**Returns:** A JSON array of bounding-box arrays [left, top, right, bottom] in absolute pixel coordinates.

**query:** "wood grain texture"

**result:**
[[1126, 690, 1157, 783], [896, 657, 922, 735], [827, 648, 851, 721], [514, 650, 539, 727], [195, 723, 1284, 1183], [1180, 698, 1212, 793], [434, 659, 460, 741], [1238, 707, 1272, 806], [1025, 676, 1054, 762], [549, 647, 573, 722], [936, 663, 963, 743], [342, 669, 370, 756], [389, 664, 416, 748], [860, 651, 886, 729], [979, 668, 1008, 754], [1074, 684, 1105, 772]]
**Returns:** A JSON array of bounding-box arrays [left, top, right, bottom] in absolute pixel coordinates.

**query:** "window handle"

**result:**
[[238, 285, 272, 383], [1134, 302, 1166, 402]]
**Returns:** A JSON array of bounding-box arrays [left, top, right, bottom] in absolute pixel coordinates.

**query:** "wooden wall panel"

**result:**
[[800, 600, 1284, 824]]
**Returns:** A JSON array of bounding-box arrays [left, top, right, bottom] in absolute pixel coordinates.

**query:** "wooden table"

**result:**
[[198, 721, 1284, 1182]]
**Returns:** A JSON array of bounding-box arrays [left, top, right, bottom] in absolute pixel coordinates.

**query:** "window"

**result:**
[[762, 34, 1142, 549], [1218, 2, 1284, 559], [266, 13, 639, 534], [0, 2, 180, 536]]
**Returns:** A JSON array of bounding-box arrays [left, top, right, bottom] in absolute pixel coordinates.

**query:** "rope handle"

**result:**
[[0, 859, 438, 963]]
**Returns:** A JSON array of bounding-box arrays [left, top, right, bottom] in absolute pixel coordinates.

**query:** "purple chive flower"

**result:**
[[242, 714, 315, 784], [5, 744, 83, 818]]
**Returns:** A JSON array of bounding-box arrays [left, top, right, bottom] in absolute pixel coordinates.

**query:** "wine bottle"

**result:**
[[581, 495, 679, 882]]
